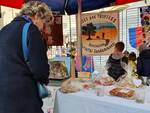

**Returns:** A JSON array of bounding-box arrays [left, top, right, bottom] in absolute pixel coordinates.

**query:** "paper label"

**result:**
[[120, 89, 130, 93], [133, 79, 142, 87]]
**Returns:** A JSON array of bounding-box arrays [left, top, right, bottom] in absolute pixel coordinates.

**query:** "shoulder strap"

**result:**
[[22, 22, 31, 62], [22, 23, 49, 98]]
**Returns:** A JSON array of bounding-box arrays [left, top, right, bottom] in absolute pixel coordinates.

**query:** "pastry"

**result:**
[[109, 88, 135, 98], [94, 76, 115, 86]]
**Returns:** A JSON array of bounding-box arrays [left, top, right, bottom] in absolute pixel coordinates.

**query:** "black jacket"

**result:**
[[137, 49, 150, 77], [0, 16, 49, 113], [107, 54, 127, 81]]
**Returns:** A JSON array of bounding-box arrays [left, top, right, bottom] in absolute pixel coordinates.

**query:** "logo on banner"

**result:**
[[81, 12, 119, 55]]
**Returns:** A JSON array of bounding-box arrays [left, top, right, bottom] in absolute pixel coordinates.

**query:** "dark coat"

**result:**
[[137, 49, 150, 77], [107, 54, 127, 81], [0, 16, 49, 113]]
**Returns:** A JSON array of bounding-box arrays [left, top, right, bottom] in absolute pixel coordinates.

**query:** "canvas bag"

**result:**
[[22, 22, 49, 98]]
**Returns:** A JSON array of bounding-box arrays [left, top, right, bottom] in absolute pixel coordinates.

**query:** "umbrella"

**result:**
[[0, 0, 24, 9], [0, 0, 141, 15], [41, 0, 115, 15], [116, 0, 141, 5]]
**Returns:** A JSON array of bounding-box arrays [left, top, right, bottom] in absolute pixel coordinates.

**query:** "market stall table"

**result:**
[[53, 89, 150, 113]]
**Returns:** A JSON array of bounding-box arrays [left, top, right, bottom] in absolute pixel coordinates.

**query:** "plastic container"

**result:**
[[95, 85, 104, 96], [135, 87, 145, 104]]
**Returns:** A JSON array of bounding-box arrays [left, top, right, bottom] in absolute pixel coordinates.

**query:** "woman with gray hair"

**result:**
[[0, 1, 53, 113], [19, 1, 53, 30]]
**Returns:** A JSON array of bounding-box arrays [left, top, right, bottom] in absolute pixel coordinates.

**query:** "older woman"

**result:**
[[0, 1, 53, 113]]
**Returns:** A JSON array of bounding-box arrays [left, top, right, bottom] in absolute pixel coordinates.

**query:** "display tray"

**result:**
[[109, 87, 136, 100]]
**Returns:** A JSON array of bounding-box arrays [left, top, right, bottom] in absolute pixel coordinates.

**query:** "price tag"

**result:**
[[120, 89, 130, 93]]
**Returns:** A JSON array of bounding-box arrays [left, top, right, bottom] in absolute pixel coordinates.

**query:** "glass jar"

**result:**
[[135, 87, 145, 104]]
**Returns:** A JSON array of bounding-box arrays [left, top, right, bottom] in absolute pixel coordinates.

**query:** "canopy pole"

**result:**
[[71, 0, 82, 79], [69, 15, 72, 45], [77, 0, 82, 72]]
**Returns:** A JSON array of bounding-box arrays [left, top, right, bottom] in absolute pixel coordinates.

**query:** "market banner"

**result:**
[[75, 56, 94, 73], [50, 15, 63, 46], [81, 12, 119, 55], [140, 6, 150, 41], [128, 27, 143, 48], [43, 15, 63, 46], [136, 27, 143, 47]]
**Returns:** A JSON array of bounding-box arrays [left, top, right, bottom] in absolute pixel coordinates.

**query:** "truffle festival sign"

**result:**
[[81, 11, 119, 55]]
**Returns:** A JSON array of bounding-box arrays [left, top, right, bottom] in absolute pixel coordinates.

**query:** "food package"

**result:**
[[94, 76, 115, 86], [81, 82, 95, 90], [60, 79, 80, 93], [75, 78, 95, 90], [109, 87, 135, 99], [78, 72, 91, 78], [117, 76, 143, 88]]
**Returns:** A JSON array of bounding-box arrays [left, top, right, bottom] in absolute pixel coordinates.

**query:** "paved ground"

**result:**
[[42, 86, 59, 113]]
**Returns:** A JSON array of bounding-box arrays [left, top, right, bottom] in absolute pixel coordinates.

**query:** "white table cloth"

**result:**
[[53, 89, 150, 113]]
